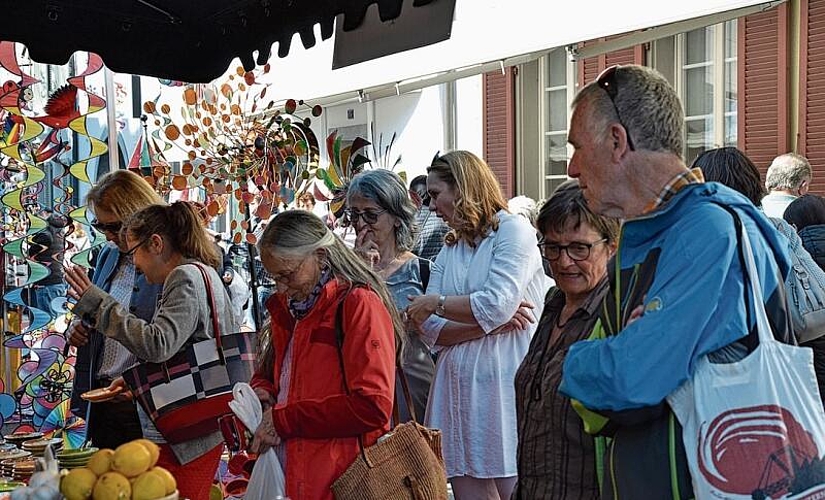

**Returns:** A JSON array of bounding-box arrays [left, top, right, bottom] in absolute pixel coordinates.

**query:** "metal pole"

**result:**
[[103, 67, 119, 171], [242, 190, 261, 331]]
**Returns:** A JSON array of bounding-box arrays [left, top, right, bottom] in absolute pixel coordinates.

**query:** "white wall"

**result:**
[[374, 87, 443, 182]]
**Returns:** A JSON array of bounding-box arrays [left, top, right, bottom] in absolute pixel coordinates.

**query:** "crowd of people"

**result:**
[[51, 63, 825, 500]]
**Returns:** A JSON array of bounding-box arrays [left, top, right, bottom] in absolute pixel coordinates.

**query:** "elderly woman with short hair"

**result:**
[[513, 179, 619, 499], [347, 168, 435, 422]]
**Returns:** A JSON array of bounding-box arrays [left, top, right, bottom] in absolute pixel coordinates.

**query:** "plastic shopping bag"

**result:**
[[229, 383, 286, 500], [668, 226, 825, 499]]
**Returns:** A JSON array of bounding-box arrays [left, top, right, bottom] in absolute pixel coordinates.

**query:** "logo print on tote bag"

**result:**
[[698, 405, 825, 498]]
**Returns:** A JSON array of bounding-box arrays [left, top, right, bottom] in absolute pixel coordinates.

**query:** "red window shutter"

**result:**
[[577, 39, 645, 86], [800, 0, 825, 194], [739, 3, 789, 180], [482, 67, 515, 197]]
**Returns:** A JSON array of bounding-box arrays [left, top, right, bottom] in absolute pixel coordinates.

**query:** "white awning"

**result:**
[[258, 0, 783, 106]]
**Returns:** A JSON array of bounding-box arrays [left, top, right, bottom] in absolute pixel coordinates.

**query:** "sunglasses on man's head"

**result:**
[[91, 219, 122, 234], [596, 65, 635, 151]]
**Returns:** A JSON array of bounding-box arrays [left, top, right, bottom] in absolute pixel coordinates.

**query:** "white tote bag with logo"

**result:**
[[667, 224, 825, 500]]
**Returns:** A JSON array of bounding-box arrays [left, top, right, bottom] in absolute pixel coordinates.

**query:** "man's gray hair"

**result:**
[[572, 65, 684, 157], [765, 153, 812, 190], [507, 195, 538, 227]]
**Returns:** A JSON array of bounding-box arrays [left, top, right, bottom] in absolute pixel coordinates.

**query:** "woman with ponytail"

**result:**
[[248, 210, 399, 500], [66, 201, 237, 500]]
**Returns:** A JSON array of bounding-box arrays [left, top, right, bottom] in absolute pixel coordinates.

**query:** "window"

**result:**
[[652, 20, 738, 163], [542, 48, 576, 198]]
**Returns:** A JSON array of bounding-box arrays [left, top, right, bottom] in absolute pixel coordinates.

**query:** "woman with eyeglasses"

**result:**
[[68, 170, 164, 451], [406, 151, 551, 500], [346, 168, 435, 423], [65, 201, 237, 500], [513, 180, 619, 500], [247, 210, 400, 500]]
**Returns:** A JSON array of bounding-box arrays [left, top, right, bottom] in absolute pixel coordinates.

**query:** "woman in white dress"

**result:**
[[407, 150, 551, 500]]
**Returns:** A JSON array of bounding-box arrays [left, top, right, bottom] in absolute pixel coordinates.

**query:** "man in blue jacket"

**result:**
[[560, 64, 795, 498]]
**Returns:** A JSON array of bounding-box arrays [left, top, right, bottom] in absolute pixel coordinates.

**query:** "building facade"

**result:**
[[486, 0, 825, 200]]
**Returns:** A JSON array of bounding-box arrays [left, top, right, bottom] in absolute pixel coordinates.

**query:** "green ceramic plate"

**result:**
[[0, 481, 25, 492], [57, 447, 98, 459]]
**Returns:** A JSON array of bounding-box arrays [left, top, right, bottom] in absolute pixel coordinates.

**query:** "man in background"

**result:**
[[409, 174, 449, 262], [761, 152, 813, 218]]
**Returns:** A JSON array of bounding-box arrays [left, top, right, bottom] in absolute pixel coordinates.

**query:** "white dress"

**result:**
[[420, 211, 551, 478]]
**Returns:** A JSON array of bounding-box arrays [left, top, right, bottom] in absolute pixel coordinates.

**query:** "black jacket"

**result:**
[[796, 224, 825, 408]]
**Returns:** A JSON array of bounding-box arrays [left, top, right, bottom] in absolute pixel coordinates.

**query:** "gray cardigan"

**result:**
[[75, 260, 238, 464]]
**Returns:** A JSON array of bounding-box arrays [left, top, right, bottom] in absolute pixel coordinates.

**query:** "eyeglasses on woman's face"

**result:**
[[345, 208, 386, 226], [121, 236, 150, 256], [269, 257, 309, 284], [538, 238, 608, 262], [91, 218, 122, 234]]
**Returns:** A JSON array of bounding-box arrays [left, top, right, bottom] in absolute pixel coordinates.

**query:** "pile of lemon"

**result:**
[[59, 439, 176, 500]]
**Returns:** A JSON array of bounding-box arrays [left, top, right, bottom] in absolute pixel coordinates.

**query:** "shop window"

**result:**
[[542, 48, 576, 198], [652, 20, 738, 164]]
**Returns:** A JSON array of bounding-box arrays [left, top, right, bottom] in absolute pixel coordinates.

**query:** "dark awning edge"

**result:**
[[0, 0, 436, 83]]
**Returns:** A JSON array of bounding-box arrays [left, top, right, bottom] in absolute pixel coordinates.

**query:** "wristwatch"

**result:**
[[435, 295, 447, 317]]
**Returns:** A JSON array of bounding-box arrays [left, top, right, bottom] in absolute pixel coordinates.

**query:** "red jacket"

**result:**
[[250, 279, 395, 499]]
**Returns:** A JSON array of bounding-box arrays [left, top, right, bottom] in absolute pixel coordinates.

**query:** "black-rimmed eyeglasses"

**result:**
[[91, 218, 122, 234], [121, 237, 149, 256], [538, 239, 607, 262], [345, 208, 386, 226], [596, 65, 635, 151]]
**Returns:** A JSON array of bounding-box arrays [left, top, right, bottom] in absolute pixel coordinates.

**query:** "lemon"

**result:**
[[131, 470, 167, 500], [92, 472, 131, 500], [60, 467, 97, 500], [112, 442, 151, 478], [87, 449, 115, 476], [150, 466, 177, 495], [132, 439, 160, 468]]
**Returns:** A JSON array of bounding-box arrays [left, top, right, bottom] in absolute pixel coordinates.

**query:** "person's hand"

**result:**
[[107, 377, 133, 403], [626, 303, 645, 326], [67, 319, 90, 347], [406, 294, 439, 326], [354, 227, 380, 268], [250, 408, 281, 454], [222, 270, 233, 284], [488, 300, 536, 335], [253, 387, 275, 410], [507, 300, 536, 330], [65, 265, 93, 301]]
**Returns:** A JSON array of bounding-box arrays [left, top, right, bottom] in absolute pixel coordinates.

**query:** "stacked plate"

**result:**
[[21, 438, 62, 457], [3, 432, 42, 448], [0, 455, 31, 478], [11, 458, 36, 483], [56, 447, 98, 470], [0, 449, 31, 472]]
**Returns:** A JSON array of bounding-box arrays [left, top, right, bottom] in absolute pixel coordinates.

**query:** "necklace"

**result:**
[[555, 313, 570, 329], [374, 251, 405, 272]]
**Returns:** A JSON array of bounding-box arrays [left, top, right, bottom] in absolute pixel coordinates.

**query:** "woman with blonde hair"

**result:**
[[248, 210, 399, 500], [407, 150, 550, 499], [68, 170, 165, 451], [66, 201, 237, 500]]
